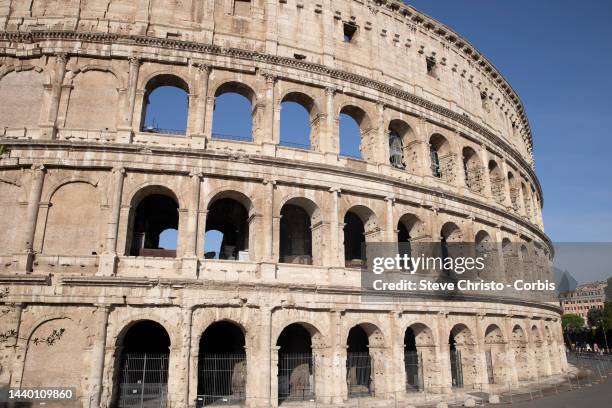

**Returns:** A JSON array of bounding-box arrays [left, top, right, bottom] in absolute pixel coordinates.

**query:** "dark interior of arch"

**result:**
[[347, 325, 369, 352], [142, 74, 189, 134], [404, 327, 417, 352], [280, 204, 312, 264], [344, 211, 365, 265], [200, 321, 245, 354], [277, 323, 312, 353], [206, 198, 249, 260], [130, 194, 178, 256], [449, 332, 456, 350], [122, 320, 170, 353]]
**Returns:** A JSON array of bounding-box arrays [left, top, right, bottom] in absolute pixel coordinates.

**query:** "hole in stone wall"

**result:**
[[130, 193, 179, 257], [206, 198, 249, 261], [344, 211, 365, 267], [142, 75, 189, 135]]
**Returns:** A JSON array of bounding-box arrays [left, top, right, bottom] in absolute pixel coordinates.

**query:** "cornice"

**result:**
[[0, 29, 542, 201]]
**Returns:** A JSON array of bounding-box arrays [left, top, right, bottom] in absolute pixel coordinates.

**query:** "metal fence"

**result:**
[[278, 352, 315, 403], [346, 352, 372, 397], [196, 353, 246, 407], [404, 351, 423, 392], [117, 352, 169, 408]]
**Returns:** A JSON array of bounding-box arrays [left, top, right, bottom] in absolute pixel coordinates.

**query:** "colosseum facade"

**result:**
[[0, 1, 567, 407]]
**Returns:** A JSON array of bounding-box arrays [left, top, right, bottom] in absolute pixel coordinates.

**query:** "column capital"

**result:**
[[385, 195, 395, 203], [31, 164, 46, 172], [190, 61, 210, 73], [263, 178, 276, 186], [112, 167, 126, 175], [56, 53, 69, 64], [329, 186, 341, 194], [189, 171, 204, 179], [128, 56, 141, 67], [261, 72, 277, 85], [325, 86, 336, 97]]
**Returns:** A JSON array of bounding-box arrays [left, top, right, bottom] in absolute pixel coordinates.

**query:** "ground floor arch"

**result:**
[[484, 324, 507, 384], [196, 321, 247, 407], [448, 324, 478, 388], [114, 320, 171, 408]]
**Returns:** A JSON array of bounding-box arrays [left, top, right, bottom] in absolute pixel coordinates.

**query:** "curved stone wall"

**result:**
[[0, 1, 565, 408]]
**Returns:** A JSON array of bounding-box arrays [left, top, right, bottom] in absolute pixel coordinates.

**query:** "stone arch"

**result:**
[[278, 196, 322, 266], [449, 323, 478, 388], [531, 324, 548, 377], [42, 181, 102, 256], [64, 68, 120, 130], [280, 91, 321, 150], [126, 185, 180, 257], [196, 319, 248, 405], [140, 73, 190, 134], [0, 68, 45, 131], [206, 190, 254, 261], [403, 322, 435, 392], [343, 204, 381, 267], [112, 319, 171, 408], [211, 80, 258, 141], [345, 322, 385, 397], [475, 230, 498, 281], [511, 324, 531, 381], [488, 159, 506, 203], [502, 238, 520, 283], [125, 181, 185, 209], [462, 146, 484, 193], [339, 104, 374, 160], [484, 324, 507, 384], [388, 119, 415, 169], [429, 133, 454, 181], [275, 322, 324, 402]]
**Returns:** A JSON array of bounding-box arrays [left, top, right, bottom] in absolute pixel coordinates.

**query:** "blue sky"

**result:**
[[150, 1, 612, 277]]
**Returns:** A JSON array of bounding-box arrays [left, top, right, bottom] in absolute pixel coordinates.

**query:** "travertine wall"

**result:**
[[0, 1, 565, 408]]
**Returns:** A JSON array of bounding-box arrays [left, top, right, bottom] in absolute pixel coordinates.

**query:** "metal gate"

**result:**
[[450, 350, 463, 388], [278, 353, 315, 403], [404, 351, 423, 392], [117, 352, 168, 408], [485, 349, 495, 384], [196, 353, 246, 407], [346, 352, 372, 397]]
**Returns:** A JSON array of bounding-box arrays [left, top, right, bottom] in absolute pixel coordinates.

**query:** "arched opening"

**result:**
[[343, 206, 378, 268], [388, 120, 414, 170], [339, 105, 369, 159], [141, 74, 189, 135], [429, 134, 452, 180], [280, 93, 317, 150], [531, 326, 547, 378], [462, 147, 483, 193], [129, 188, 179, 257], [403, 328, 422, 392], [277, 324, 316, 403], [449, 324, 477, 388], [475, 230, 496, 281], [521, 182, 533, 218], [346, 325, 374, 397], [440, 222, 463, 276], [212, 82, 255, 142], [205, 194, 251, 261], [397, 214, 426, 271], [511, 325, 531, 381], [489, 160, 506, 203], [484, 324, 506, 384], [197, 321, 247, 407], [115, 320, 170, 408], [280, 204, 312, 265]]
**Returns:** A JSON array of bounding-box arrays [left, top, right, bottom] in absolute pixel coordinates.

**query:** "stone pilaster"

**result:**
[[39, 54, 68, 140], [17, 165, 46, 272], [99, 167, 126, 276], [89, 305, 110, 408], [117, 56, 141, 143]]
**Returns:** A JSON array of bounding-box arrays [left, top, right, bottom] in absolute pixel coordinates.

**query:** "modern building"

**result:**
[[560, 281, 607, 323], [0, 1, 567, 408]]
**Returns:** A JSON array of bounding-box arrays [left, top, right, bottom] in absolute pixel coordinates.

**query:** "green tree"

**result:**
[[605, 277, 612, 303], [561, 313, 585, 330], [587, 308, 605, 327]]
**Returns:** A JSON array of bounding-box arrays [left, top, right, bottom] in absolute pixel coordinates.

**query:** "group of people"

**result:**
[[570, 342, 608, 355]]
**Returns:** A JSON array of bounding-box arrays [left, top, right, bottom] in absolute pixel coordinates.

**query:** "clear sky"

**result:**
[[406, 0, 612, 243]]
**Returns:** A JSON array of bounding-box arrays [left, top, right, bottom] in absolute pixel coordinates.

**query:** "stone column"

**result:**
[[503, 315, 519, 385], [39, 54, 68, 139], [375, 102, 388, 165], [192, 64, 210, 148], [18, 165, 46, 272], [249, 306, 273, 408], [453, 133, 468, 189], [435, 313, 452, 393], [183, 173, 202, 276], [389, 312, 405, 396], [261, 74, 277, 155], [99, 167, 126, 276], [181, 307, 194, 407], [122, 57, 141, 137], [329, 187, 341, 267], [329, 309, 345, 404], [385, 196, 395, 242], [473, 314, 491, 387], [90, 305, 110, 408], [322, 87, 338, 159], [500, 159, 513, 208], [262, 179, 276, 262]]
